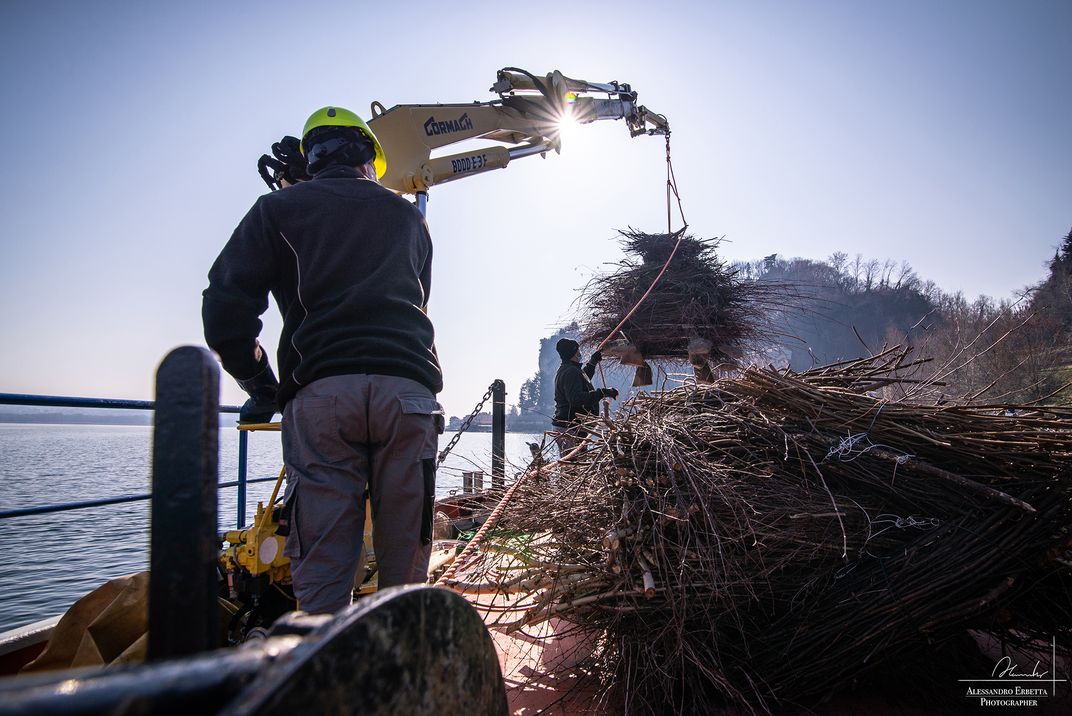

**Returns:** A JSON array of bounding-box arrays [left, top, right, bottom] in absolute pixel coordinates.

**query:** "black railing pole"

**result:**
[[237, 430, 249, 528], [491, 379, 505, 490], [149, 346, 220, 661]]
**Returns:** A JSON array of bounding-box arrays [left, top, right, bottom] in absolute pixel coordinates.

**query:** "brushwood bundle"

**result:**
[[457, 349, 1072, 714], [580, 229, 768, 363]]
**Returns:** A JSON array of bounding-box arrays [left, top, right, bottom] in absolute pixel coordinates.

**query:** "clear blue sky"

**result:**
[[0, 0, 1068, 416]]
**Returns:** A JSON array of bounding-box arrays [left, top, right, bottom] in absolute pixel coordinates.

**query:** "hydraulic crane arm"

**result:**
[[368, 68, 669, 195], [257, 69, 669, 200]]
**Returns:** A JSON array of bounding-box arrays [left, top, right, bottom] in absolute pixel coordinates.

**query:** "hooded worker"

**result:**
[[551, 338, 618, 454], [203, 106, 443, 614]]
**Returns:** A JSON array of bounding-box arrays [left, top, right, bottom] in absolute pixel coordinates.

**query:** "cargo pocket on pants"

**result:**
[[421, 458, 436, 545], [399, 395, 445, 453]]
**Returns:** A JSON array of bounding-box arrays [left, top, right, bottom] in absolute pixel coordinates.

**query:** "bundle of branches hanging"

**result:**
[[458, 348, 1072, 714], [580, 230, 773, 379]]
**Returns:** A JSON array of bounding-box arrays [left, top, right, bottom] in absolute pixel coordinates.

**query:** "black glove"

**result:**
[[586, 350, 603, 366], [235, 357, 279, 424], [257, 136, 310, 191], [600, 388, 619, 400]]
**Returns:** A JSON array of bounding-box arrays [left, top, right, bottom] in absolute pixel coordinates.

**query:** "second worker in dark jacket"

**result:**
[[551, 338, 618, 454]]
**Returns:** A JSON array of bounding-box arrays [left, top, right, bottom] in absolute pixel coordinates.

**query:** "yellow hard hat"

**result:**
[[301, 106, 387, 179]]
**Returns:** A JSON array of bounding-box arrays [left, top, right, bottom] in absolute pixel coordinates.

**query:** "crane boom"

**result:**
[[256, 68, 669, 207], [368, 68, 669, 195]]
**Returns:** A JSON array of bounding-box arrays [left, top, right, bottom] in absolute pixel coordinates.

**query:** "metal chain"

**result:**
[[437, 383, 495, 466]]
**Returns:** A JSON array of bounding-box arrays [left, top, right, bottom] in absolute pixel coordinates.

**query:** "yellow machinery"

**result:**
[[217, 450, 297, 640], [259, 67, 670, 214], [369, 68, 668, 196], [217, 427, 377, 641], [218, 475, 377, 591], [219, 469, 291, 590]]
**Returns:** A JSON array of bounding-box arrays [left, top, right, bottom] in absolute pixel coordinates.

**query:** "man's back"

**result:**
[[204, 166, 441, 408]]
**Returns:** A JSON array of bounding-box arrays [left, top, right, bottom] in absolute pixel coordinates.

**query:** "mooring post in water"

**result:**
[[491, 379, 505, 490], [149, 346, 219, 661]]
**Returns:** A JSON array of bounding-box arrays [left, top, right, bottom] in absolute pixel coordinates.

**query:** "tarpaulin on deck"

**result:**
[[21, 572, 148, 673]]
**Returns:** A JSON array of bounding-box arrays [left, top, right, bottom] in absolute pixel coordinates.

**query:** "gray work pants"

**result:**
[[281, 374, 442, 614]]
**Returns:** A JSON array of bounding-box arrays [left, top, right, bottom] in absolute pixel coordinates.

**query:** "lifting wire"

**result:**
[[436, 136, 690, 588]]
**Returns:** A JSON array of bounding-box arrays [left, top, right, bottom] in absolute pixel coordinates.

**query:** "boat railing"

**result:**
[[0, 390, 273, 528], [1, 346, 511, 710], [0, 369, 508, 530]]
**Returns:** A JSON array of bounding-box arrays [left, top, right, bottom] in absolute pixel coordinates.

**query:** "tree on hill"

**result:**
[[747, 253, 935, 370], [517, 370, 542, 414], [1031, 227, 1072, 328], [744, 238, 1069, 404]]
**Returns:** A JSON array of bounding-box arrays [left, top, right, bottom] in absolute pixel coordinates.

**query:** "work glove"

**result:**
[[235, 355, 279, 424], [586, 350, 603, 366], [600, 388, 619, 400], [256, 136, 310, 191]]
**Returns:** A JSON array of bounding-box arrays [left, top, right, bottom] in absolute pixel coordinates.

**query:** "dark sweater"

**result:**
[[203, 166, 442, 407], [552, 359, 602, 428]]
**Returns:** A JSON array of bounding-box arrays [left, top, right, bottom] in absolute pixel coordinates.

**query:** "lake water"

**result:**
[[0, 423, 544, 632]]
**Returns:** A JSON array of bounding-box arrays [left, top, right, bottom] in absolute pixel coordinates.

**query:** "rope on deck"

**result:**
[[434, 438, 590, 587]]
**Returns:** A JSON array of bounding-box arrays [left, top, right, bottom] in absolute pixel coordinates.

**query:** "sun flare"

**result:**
[[556, 111, 581, 151]]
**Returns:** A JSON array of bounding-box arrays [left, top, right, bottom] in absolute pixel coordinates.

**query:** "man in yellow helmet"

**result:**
[[203, 106, 443, 614]]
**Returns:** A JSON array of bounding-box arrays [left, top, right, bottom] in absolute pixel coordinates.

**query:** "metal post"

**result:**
[[149, 346, 220, 661], [416, 191, 428, 217], [491, 379, 505, 490], [237, 430, 248, 528], [462, 471, 484, 494]]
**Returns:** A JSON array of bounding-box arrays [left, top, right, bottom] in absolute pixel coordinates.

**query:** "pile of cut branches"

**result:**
[[460, 349, 1072, 714], [579, 229, 772, 363]]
